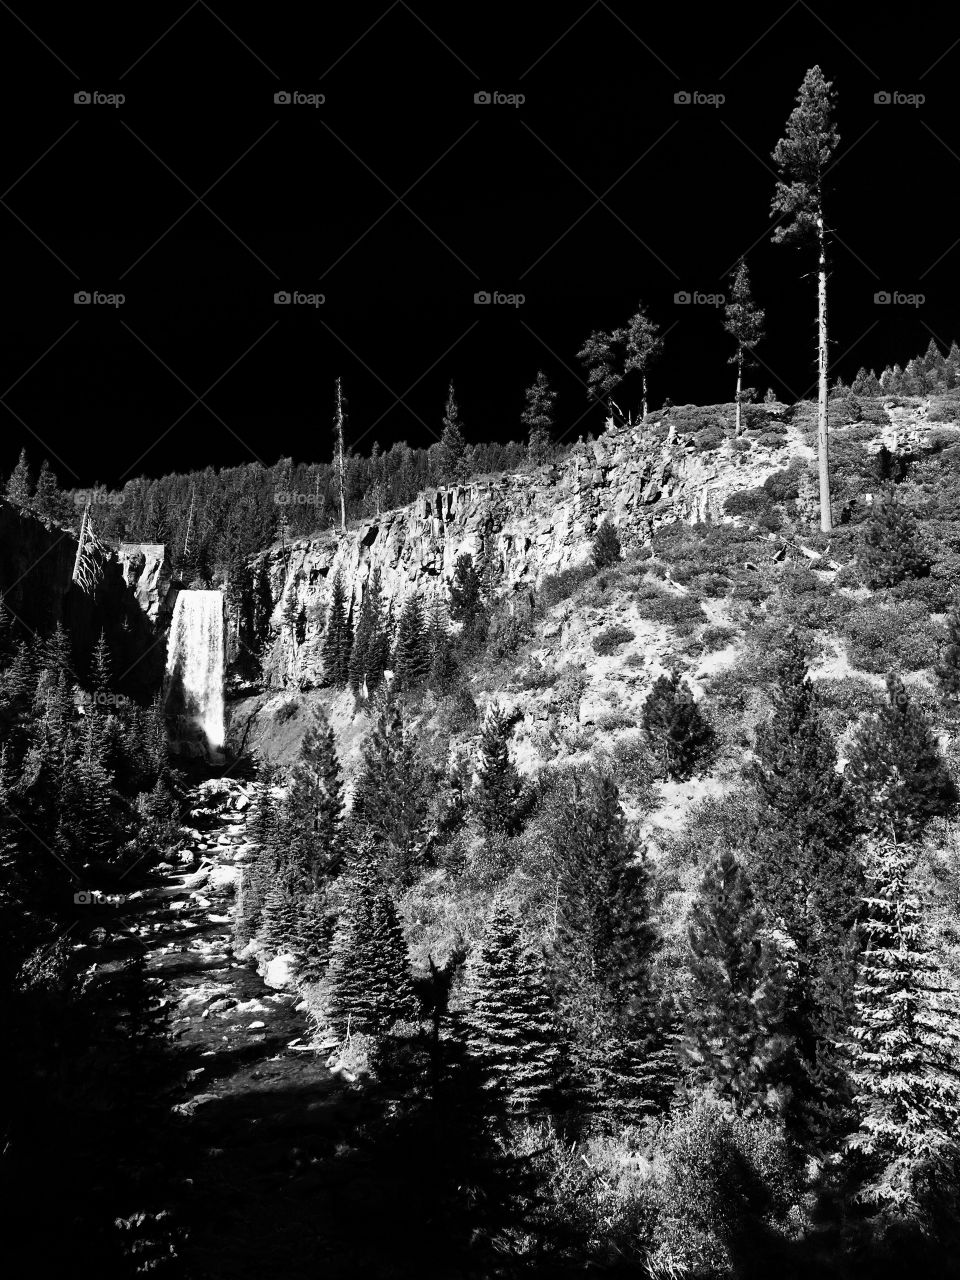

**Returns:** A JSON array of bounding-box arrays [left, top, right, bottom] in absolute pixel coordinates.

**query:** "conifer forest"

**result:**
[[4, 13, 960, 1280]]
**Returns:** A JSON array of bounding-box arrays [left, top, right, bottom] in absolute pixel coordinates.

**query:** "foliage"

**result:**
[[642, 671, 714, 780]]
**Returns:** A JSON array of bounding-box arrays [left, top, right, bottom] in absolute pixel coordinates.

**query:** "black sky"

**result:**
[[1, 1, 958, 487]]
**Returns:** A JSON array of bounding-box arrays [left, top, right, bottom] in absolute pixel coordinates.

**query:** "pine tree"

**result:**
[[294, 890, 333, 984], [846, 837, 960, 1222], [521, 370, 556, 465], [426, 597, 458, 692], [5, 447, 31, 507], [436, 382, 467, 484], [349, 568, 389, 698], [32, 459, 62, 521], [89, 630, 112, 708], [391, 592, 431, 690], [577, 326, 627, 406], [684, 848, 791, 1119], [642, 671, 713, 780], [465, 898, 560, 1109], [472, 703, 524, 840], [857, 486, 931, 589], [845, 673, 956, 842], [0, 593, 13, 668], [448, 552, 486, 635], [591, 519, 621, 570], [42, 621, 74, 682], [4, 640, 35, 701], [772, 66, 840, 532], [546, 769, 667, 1118], [352, 688, 431, 888], [625, 301, 663, 419], [281, 709, 345, 892], [263, 882, 299, 952], [322, 573, 352, 686], [723, 259, 766, 435], [326, 856, 419, 1037]]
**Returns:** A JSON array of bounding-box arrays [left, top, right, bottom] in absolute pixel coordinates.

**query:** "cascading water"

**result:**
[[164, 589, 226, 763]]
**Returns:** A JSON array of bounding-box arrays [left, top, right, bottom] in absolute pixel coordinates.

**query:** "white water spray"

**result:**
[[165, 590, 226, 762]]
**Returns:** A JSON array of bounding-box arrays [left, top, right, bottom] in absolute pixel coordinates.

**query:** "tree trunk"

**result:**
[[642, 374, 648, 420], [817, 216, 832, 532], [334, 379, 347, 532], [735, 352, 742, 436]]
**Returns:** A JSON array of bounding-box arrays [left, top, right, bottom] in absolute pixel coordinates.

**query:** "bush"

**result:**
[[538, 564, 595, 608], [701, 624, 735, 652], [592, 521, 621, 570], [275, 699, 299, 725], [649, 1097, 801, 1278], [842, 599, 938, 673], [634, 590, 707, 635], [693, 425, 725, 452], [762, 460, 806, 502], [592, 625, 635, 656], [756, 430, 788, 448]]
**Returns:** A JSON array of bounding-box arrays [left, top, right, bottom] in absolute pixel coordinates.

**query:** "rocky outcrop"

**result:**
[[119, 542, 175, 627], [248, 421, 795, 690]]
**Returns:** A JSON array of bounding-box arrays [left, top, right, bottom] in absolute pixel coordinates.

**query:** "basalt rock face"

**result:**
[[119, 543, 175, 628], [0, 502, 161, 694], [247, 422, 792, 691]]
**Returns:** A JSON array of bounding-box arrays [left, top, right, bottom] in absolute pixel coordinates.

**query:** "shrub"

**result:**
[[693, 425, 725, 452], [723, 487, 776, 520], [592, 520, 621, 570], [275, 699, 299, 724], [649, 1097, 801, 1278], [857, 489, 932, 588], [538, 564, 594, 608], [756, 430, 788, 448], [731, 438, 751, 454], [634, 590, 707, 635], [701, 624, 735, 653], [762, 461, 806, 502], [592, 625, 635, 656], [842, 599, 938, 673]]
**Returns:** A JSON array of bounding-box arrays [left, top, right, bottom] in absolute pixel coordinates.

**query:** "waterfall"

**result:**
[[165, 590, 226, 762]]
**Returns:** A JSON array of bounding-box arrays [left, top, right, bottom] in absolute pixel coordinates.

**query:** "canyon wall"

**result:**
[[249, 419, 796, 691]]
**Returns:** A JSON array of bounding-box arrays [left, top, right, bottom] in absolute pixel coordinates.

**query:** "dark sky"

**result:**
[[1, 1, 958, 487]]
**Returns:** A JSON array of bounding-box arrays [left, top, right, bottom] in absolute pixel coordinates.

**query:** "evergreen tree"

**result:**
[[262, 882, 299, 952], [32, 459, 62, 521], [89, 630, 112, 706], [846, 838, 960, 1223], [521, 370, 556, 465], [723, 259, 766, 435], [293, 890, 333, 984], [348, 568, 388, 698], [577, 326, 627, 405], [642, 671, 713, 780], [546, 769, 668, 1118], [624, 301, 663, 418], [845, 673, 956, 841], [326, 856, 419, 1037], [0, 593, 13, 668], [771, 66, 840, 532], [352, 688, 432, 888], [281, 709, 345, 891], [391, 592, 431, 690], [4, 640, 34, 701], [591, 519, 621, 570], [436, 382, 467, 484], [684, 848, 791, 1119], [472, 703, 524, 840], [322, 573, 352, 686], [426, 597, 458, 692], [5, 447, 31, 507], [465, 898, 560, 1109], [42, 621, 74, 683], [858, 486, 931, 589], [448, 552, 486, 637]]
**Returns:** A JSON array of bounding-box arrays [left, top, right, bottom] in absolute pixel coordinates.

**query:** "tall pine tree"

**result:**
[[322, 573, 352, 686]]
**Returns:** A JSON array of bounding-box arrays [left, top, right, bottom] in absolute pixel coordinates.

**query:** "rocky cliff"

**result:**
[[247, 418, 800, 691]]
